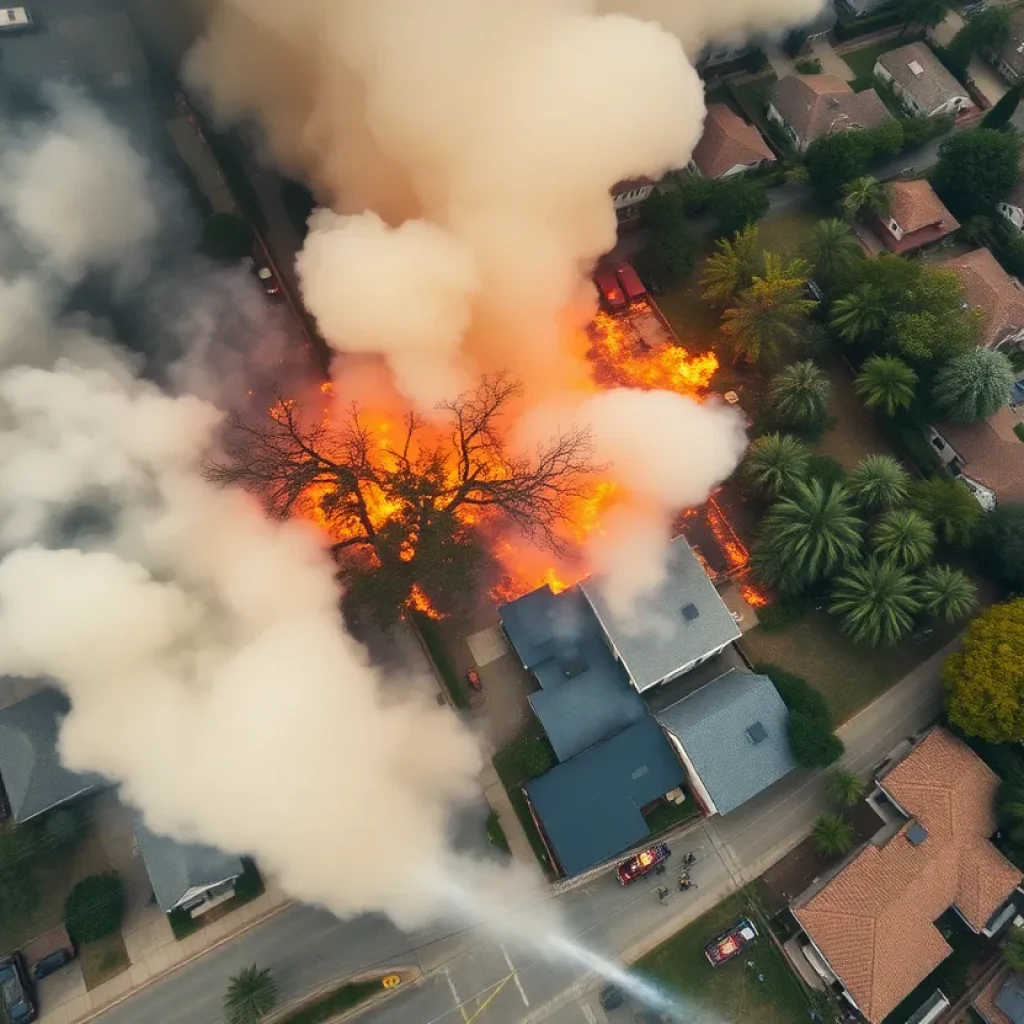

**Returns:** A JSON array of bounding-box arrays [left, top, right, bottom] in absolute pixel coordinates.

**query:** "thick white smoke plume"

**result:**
[[0, 94, 483, 927]]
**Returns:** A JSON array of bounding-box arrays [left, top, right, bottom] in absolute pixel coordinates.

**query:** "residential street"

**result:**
[[93, 637, 956, 1024]]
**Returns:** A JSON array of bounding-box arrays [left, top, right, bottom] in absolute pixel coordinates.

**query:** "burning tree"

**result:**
[[206, 373, 595, 625]]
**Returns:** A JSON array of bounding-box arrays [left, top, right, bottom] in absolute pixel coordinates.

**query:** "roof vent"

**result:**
[[907, 822, 928, 846], [681, 603, 700, 622], [746, 721, 768, 745], [909, 60, 925, 76], [631, 764, 650, 781]]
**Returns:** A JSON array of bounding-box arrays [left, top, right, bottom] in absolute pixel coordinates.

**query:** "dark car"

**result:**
[[615, 843, 670, 885], [704, 918, 758, 966], [0, 954, 36, 1023], [33, 948, 74, 981], [253, 262, 282, 297], [599, 985, 624, 1011]]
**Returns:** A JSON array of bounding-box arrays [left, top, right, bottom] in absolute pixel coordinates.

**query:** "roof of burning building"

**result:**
[[580, 536, 740, 692]]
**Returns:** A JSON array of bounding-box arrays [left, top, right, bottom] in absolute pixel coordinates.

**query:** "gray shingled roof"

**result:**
[[655, 670, 796, 815], [876, 43, 966, 115], [135, 822, 244, 912], [581, 536, 741, 692], [0, 690, 108, 821], [997, 975, 1024, 1023]]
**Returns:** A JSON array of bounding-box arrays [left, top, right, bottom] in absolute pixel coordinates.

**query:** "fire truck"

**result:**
[[593, 266, 627, 313], [615, 842, 671, 885], [616, 261, 647, 303]]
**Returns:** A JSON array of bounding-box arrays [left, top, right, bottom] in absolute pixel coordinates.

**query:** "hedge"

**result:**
[[833, 7, 903, 40], [65, 873, 125, 944], [757, 663, 845, 769]]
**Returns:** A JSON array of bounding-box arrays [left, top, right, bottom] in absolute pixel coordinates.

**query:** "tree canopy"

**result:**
[[932, 129, 1022, 219], [701, 225, 762, 305], [853, 354, 918, 416], [635, 188, 699, 288], [872, 509, 936, 568], [847, 454, 911, 514], [931, 347, 1016, 423], [830, 559, 921, 646], [768, 360, 832, 429], [803, 218, 863, 292], [711, 176, 770, 237], [842, 176, 889, 222], [910, 477, 982, 548], [201, 212, 252, 262], [66, 873, 125, 944], [944, 598, 1024, 742], [740, 432, 811, 501], [975, 504, 1024, 595]]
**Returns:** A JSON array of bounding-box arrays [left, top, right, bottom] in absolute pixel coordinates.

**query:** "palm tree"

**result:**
[[813, 813, 856, 858], [847, 454, 911, 513], [825, 769, 865, 809], [701, 225, 762, 305], [768, 360, 832, 428], [721, 253, 817, 364], [753, 478, 863, 592], [841, 176, 890, 222], [225, 965, 278, 1024], [932, 348, 1015, 423], [919, 564, 978, 623], [831, 284, 887, 344], [740, 433, 811, 500], [853, 355, 918, 417], [830, 559, 921, 646], [872, 509, 936, 568], [910, 477, 982, 547], [803, 218, 862, 289]]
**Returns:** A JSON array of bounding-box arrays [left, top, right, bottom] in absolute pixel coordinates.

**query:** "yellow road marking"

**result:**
[[463, 973, 513, 1024]]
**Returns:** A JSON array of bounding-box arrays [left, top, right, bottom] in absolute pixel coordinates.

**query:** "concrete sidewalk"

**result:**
[[480, 761, 539, 869]]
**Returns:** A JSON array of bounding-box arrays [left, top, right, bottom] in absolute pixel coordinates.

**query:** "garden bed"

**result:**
[[80, 932, 129, 990], [280, 979, 382, 1024]]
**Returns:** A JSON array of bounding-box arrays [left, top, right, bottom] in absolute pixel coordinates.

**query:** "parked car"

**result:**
[[705, 918, 758, 966], [615, 843, 671, 885], [0, 954, 36, 1023], [599, 985, 624, 1011], [32, 948, 75, 981], [253, 262, 282, 297], [0, 7, 33, 32]]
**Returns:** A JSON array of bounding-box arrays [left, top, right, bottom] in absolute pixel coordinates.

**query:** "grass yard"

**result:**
[[492, 719, 558, 877], [840, 38, 901, 80], [656, 265, 723, 353], [743, 609, 960, 723], [282, 979, 382, 1024], [756, 207, 821, 260], [414, 612, 471, 710], [642, 798, 700, 836], [80, 932, 129, 990], [636, 892, 810, 1024], [814, 359, 900, 470]]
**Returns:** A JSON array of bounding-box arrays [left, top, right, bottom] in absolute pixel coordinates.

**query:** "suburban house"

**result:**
[[874, 42, 973, 118], [134, 822, 244, 916], [988, 10, 1024, 83], [792, 729, 1022, 1024], [834, 0, 896, 19], [610, 178, 654, 229], [975, 968, 1024, 1024], [928, 406, 1024, 509], [654, 669, 796, 817], [941, 248, 1024, 350], [688, 104, 776, 179], [874, 179, 959, 253], [997, 158, 1024, 233], [767, 74, 890, 151], [695, 40, 760, 74]]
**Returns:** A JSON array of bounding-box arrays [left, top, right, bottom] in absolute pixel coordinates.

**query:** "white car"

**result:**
[[0, 7, 32, 31]]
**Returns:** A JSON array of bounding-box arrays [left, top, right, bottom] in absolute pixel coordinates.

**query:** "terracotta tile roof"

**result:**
[[770, 74, 891, 145], [887, 179, 958, 235], [938, 406, 1024, 505], [690, 104, 775, 178], [793, 729, 1021, 1024], [942, 248, 1024, 349]]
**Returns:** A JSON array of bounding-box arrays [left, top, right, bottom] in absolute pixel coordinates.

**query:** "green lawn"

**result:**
[[492, 720, 558, 877], [282, 980, 382, 1024], [742, 610, 960, 724], [756, 207, 821, 260], [840, 38, 902, 81], [636, 892, 811, 1024], [642, 798, 700, 836], [656, 267, 723, 355], [414, 613, 471, 709]]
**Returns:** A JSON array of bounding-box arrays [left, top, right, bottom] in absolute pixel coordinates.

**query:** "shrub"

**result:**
[[760, 664, 845, 768], [833, 7, 903, 39], [795, 57, 823, 74], [233, 859, 264, 902], [43, 808, 85, 851], [65, 873, 126, 944]]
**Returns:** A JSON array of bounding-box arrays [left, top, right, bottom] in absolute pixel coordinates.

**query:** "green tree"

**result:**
[[43, 807, 85, 850], [740, 432, 811, 501], [813, 813, 856, 858], [854, 354, 918, 416], [944, 598, 1024, 741], [899, 0, 950, 32], [201, 212, 252, 262], [919, 564, 978, 622], [806, 131, 875, 201], [982, 81, 1024, 130], [873, 509, 936, 568], [0, 828, 39, 927], [768, 360, 832, 428], [711, 176, 770, 237], [932, 347, 1015, 423], [1005, 928, 1024, 973], [65, 873, 125, 944], [701, 225, 762, 305], [847, 454, 911, 514], [831, 559, 921, 645], [932, 129, 1022, 219], [770, 665, 845, 768], [721, 253, 816, 363], [831, 284, 887, 344], [949, 3, 1012, 70], [224, 965, 279, 1024], [753, 479, 863, 593], [975, 504, 1024, 594], [910, 477, 982, 548], [635, 189, 698, 288], [803, 218, 863, 292], [842, 175, 889, 222], [826, 769, 866, 809]]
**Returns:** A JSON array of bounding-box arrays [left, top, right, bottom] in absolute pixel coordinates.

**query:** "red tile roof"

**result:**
[[887, 179, 957, 235], [690, 104, 775, 178], [794, 729, 1020, 1024], [938, 406, 1024, 505], [941, 248, 1024, 350]]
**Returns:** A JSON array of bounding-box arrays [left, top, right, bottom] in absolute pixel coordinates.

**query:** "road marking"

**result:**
[[580, 1001, 598, 1024], [500, 943, 530, 1006], [464, 974, 512, 1024], [444, 966, 469, 1024]]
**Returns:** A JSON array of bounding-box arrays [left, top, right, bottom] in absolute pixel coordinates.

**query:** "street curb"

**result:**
[[76, 898, 296, 1024], [268, 967, 421, 1024]]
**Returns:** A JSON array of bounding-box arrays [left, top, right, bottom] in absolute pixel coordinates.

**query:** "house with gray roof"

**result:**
[[580, 535, 741, 694], [134, 822, 245, 914], [655, 670, 797, 817], [523, 717, 686, 876], [874, 43, 972, 118], [0, 689, 108, 822]]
